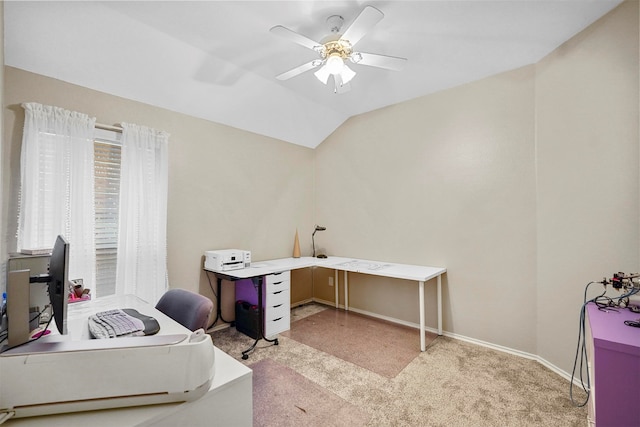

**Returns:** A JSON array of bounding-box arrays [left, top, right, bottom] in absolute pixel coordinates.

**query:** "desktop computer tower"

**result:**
[[7, 253, 51, 315], [235, 300, 260, 339]]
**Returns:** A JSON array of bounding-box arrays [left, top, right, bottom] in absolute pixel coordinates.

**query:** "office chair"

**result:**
[[155, 289, 213, 332]]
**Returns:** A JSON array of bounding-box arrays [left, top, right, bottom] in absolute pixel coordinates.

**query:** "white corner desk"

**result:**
[[206, 256, 446, 352]]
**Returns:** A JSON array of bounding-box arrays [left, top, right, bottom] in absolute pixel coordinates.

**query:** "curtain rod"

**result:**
[[95, 123, 123, 133]]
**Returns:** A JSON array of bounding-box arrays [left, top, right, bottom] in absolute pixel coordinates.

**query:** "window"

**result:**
[[93, 129, 121, 297], [19, 104, 168, 302]]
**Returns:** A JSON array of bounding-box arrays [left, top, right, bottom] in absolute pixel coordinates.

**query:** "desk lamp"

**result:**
[[312, 225, 326, 258]]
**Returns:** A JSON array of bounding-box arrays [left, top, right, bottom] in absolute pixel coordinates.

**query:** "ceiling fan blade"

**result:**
[[276, 60, 321, 81], [270, 25, 322, 51], [340, 6, 384, 47], [351, 52, 407, 71]]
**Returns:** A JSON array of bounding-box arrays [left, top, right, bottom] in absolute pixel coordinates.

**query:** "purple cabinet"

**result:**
[[586, 303, 640, 427]]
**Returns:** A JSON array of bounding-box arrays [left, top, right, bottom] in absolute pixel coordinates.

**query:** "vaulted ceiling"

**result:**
[[4, 1, 623, 148]]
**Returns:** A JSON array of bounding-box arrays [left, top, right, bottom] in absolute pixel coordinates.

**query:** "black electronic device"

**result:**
[[123, 308, 160, 335], [235, 300, 260, 339], [47, 235, 70, 335]]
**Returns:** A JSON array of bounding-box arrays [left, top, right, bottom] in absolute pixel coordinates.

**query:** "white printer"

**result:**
[[204, 249, 251, 272], [0, 294, 215, 419]]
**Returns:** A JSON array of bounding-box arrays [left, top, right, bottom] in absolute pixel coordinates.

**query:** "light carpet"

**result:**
[[251, 358, 370, 426], [211, 303, 588, 426]]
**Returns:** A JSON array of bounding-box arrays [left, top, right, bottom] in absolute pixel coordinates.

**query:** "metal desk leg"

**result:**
[[419, 280, 425, 351], [344, 271, 349, 311], [217, 277, 231, 324], [437, 274, 442, 336], [334, 270, 339, 309]]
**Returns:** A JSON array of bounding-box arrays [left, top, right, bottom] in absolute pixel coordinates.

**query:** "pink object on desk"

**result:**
[[68, 294, 91, 303], [31, 329, 51, 339]]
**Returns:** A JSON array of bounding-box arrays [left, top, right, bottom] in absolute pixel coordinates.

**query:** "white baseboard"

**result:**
[[345, 306, 427, 330], [310, 297, 340, 308], [291, 298, 314, 308], [441, 331, 579, 384]]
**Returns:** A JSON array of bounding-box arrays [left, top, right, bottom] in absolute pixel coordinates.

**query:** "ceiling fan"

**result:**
[[270, 5, 407, 94]]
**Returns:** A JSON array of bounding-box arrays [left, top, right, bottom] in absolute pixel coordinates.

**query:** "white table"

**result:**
[[207, 256, 446, 352]]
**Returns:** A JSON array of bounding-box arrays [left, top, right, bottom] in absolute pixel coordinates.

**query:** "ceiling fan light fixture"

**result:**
[[325, 53, 344, 75], [314, 52, 346, 85], [314, 64, 331, 85], [340, 64, 356, 84]]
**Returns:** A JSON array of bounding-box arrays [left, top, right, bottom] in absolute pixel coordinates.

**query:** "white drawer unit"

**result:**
[[263, 271, 290, 338]]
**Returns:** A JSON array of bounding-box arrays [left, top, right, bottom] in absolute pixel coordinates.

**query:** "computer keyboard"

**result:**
[[88, 309, 145, 339]]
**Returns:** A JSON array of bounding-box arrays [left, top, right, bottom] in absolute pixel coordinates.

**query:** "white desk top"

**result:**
[[206, 256, 446, 282]]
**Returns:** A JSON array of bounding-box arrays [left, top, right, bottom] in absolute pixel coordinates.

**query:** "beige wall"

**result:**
[[315, 65, 538, 353], [535, 0, 639, 370], [314, 0, 638, 374], [2, 67, 316, 324]]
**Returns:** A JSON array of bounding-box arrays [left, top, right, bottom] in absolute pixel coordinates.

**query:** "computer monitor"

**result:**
[[47, 235, 70, 335]]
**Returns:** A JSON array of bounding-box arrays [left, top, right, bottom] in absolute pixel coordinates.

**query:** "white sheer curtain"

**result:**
[[18, 102, 96, 289], [115, 123, 169, 304]]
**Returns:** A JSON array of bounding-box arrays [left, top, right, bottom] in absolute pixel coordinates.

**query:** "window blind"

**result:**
[[94, 131, 121, 297]]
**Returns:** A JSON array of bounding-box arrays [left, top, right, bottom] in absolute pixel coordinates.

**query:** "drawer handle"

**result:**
[[272, 317, 283, 322], [273, 290, 283, 295], [273, 304, 283, 308], [272, 281, 283, 285]]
